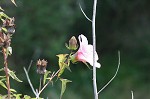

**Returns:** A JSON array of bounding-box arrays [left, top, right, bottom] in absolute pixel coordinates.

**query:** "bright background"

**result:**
[[0, 0, 150, 99]]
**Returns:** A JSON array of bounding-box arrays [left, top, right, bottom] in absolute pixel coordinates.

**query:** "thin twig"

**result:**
[[98, 51, 120, 94], [2, 47, 10, 99], [92, 0, 98, 98], [27, 60, 33, 73], [131, 91, 134, 99], [24, 67, 37, 97], [79, 3, 92, 22], [39, 75, 43, 92]]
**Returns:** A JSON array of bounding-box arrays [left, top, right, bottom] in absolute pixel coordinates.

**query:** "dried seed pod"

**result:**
[[36, 59, 48, 74]]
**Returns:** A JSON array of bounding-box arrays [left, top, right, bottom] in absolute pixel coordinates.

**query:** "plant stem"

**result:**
[[92, 0, 98, 99], [2, 47, 10, 99], [38, 69, 61, 95], [131, 91, 134, 99], [24, 67, 37, 97], [39, 74, 43, 92]]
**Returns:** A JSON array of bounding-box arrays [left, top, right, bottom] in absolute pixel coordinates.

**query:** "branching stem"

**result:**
[[24, 67, 37, 97], [98, 51, 120, 94], [38, 68, 61, 96]]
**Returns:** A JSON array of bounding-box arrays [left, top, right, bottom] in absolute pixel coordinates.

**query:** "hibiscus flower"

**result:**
[[72, 34, 101, 68]]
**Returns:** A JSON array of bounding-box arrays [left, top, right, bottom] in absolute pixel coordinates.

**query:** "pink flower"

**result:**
[[72, 34, 101, 68]]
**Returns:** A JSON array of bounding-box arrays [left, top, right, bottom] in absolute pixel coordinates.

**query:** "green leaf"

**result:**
[[0, 76, 6, 78], [58, 65, 65, 77], [10, 88, 17, 93], [10, 0, 17, 6], [0, 80, 7, 89], [24, 95, 31, 99], [56, 54, 69, 77], [0, 68, 4, 72], [13, 94, 22, 99], [0, 79, 17, 93], [8, 69, 22, 82], [0, 12, 9, 19], [60, 79, 72, 99], [57, 54, 68, 68], [64, 60, 71, 72], [43, 70, 51, 85], [1, 27, 7, 32], [0, 6, 4, 11]]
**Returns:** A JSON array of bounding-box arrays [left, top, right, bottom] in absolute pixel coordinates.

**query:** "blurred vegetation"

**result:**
[[0, 0, 150, 99]]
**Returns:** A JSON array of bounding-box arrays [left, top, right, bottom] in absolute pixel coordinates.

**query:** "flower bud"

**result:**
[[36, 59, 48, 74], [69, 36, 78, 50]]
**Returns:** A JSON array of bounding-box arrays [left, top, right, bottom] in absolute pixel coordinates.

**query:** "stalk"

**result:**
[[92, 0, 98, 99], [2, 47, 10, 99]]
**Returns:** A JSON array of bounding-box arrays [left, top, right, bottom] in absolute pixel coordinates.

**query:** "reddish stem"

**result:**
[[2, 47, 10, 99]]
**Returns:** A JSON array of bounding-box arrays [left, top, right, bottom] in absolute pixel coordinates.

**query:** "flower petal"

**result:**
[[78, 34, 88, 46], [74, 34, 101, 68]]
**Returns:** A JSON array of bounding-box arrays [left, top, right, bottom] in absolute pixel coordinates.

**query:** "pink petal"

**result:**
[[78, 34, 88, 46], [76, 34, 101, 68]]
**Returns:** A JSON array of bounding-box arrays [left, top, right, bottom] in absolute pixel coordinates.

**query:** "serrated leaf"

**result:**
[[43, 70, 51, 85], [24, 95, 31, 99], [11, 0, 17, 6], [60, 79, 72, 99], [8, 69, 22, 82], [0, 6, 4, 11]]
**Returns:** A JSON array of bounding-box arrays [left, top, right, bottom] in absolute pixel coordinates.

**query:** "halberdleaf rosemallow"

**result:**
[[71, 34, 101, 68]]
